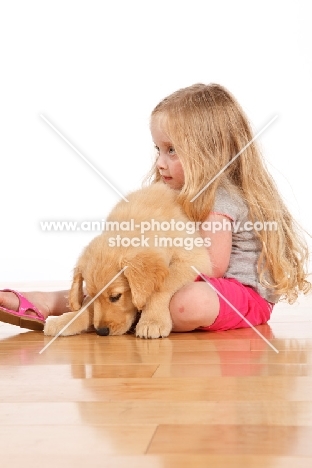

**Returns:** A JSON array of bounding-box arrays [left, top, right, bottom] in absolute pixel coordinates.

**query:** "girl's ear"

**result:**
[[69, 266, 85, 311], [121, 252, 169, 310]]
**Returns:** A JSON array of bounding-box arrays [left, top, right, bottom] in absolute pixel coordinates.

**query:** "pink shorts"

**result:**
[[194, 275, 274, 331]]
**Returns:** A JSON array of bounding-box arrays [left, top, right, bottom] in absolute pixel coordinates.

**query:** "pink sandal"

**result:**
[[0, 289, 45, 331]]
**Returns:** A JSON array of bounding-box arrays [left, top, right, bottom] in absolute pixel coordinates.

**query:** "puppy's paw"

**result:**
[[135, 317, 172, 339], [44, 317, 65, 336], [43, 313, 80, 337]]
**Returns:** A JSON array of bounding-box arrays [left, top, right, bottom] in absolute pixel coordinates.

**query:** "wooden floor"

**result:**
[[1, 284, 312, 467]]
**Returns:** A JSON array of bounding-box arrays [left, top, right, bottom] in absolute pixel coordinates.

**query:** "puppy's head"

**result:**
[[91, 273, 138, 336], [70, 254, 137, 336], [70, 241, 169, 336]]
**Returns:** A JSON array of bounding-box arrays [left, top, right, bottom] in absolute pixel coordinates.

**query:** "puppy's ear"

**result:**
[[122, 252, 169, 310], [69, 266, 84, 311]]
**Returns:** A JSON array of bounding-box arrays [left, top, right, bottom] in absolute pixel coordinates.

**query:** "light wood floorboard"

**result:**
[[0, 283, 312, 467]]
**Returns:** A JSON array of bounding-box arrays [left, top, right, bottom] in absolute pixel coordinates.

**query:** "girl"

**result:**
[[0, 83, 310, 333]]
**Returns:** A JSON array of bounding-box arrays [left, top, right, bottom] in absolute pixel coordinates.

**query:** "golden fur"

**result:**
[[44, 182, 211, 338]]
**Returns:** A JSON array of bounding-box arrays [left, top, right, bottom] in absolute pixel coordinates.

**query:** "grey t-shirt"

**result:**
[[212, 186, 279, 303]]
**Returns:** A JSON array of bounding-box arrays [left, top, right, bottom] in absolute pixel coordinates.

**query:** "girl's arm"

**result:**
[[200, 213, 232, 278]]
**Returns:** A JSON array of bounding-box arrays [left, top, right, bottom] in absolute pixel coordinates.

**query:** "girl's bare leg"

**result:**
[[1, 281, 220, 329], [0, 290, 71, 320], [169, 282, 220, 332]]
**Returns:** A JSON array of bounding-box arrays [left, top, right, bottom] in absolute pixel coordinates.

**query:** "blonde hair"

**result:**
[[146, 83, 311, 303]]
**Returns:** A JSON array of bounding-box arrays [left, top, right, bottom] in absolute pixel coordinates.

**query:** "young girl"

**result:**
[[0, 83, 310, 333]]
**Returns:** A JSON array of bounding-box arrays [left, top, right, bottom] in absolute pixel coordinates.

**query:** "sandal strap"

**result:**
[[1, 289, 45, 321]]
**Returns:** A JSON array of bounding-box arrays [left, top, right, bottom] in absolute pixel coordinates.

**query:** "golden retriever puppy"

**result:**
[[44, 182, 212, 339]]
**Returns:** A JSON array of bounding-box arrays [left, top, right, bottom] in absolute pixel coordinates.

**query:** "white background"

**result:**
[[1, 0, 311, 283]]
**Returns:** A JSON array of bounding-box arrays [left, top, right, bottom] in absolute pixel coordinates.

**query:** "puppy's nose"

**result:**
[[95, 327, 110, 336]]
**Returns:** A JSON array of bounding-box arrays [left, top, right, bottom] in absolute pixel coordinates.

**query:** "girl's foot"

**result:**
[[0, 290, 71, 331], [0, 290, 51, 320]]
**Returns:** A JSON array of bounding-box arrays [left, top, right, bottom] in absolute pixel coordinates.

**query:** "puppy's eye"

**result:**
[[109, 293, 122, 303]]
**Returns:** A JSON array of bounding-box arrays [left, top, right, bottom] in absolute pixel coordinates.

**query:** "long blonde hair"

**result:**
[[146, 83, 310, 303]]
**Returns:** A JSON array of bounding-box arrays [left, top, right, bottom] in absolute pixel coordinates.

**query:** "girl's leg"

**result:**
[[0, 290, 71, 320], [169, 282, 220, 332], [170, 277, 273, 333]]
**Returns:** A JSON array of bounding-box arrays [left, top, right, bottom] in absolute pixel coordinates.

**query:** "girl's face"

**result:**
[[150, 117, 185, 190]]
